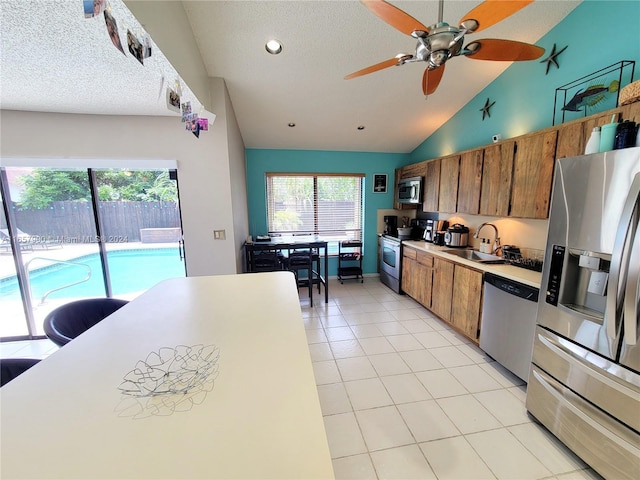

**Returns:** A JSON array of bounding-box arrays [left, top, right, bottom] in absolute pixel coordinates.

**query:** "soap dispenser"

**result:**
[[584, 126, 601, 154]]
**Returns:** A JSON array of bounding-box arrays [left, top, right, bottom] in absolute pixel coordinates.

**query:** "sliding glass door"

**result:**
[[94, 169, 185, 297], [0, 166, 185, 340]]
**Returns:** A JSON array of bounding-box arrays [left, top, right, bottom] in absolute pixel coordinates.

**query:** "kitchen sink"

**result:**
[[442, 249, 506, 264]]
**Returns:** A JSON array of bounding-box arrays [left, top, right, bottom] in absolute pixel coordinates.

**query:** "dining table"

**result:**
[[0, 273, 334, 479], [245, 235, 329, 303]]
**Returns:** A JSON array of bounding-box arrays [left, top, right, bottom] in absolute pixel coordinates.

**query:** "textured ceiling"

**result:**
[[0, 0, 199, 117], [1, 0, 580, 153]]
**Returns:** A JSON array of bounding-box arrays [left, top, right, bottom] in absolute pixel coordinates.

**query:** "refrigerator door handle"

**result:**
[[606, 172, 640, 340], [624, 222, 640, 346]]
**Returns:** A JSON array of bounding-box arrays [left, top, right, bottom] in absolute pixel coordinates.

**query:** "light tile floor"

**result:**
[[300, 277, 601, 480], [2, 277, 602, 479]]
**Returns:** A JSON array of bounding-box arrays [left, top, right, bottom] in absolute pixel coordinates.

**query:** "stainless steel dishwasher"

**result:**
[[479, 272, 539, 382]]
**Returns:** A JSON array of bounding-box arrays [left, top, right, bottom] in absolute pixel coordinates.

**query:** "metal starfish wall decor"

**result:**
[[480, 98, 496, 120], [540, 44, 568, 75]]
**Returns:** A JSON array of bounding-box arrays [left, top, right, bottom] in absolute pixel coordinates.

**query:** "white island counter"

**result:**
[[1, 272, 334, 479]]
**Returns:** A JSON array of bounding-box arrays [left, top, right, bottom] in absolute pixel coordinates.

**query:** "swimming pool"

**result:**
[[0, 248, 185, 302]]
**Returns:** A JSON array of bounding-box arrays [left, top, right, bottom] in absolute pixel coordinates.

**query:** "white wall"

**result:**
[[219, 79, 250, 273], [0, 92, 248, 276]]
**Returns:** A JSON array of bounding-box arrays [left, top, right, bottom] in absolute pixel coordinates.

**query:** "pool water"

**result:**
[[0, 248, 185, 302]]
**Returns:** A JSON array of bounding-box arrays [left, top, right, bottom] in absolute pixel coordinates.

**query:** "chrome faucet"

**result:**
[[474, 223, 500, 254]]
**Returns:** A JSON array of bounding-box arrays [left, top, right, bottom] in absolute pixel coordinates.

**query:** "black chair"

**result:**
[[43, 298, 129, 347], [288, 248, 320, 306], [1, 358, 41, 387], [248, 244, 285, 272]]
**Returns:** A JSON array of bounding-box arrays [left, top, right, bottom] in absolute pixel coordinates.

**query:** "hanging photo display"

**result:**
[[166, 87, 180, 113], [83, 0, 106, 18], [181, 101, 205, 138], [104, 10, 125, 55], [127, 29, 145, 65]]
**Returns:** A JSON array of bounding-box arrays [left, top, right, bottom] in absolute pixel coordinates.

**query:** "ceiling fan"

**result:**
[[345, 0, 545, 96]]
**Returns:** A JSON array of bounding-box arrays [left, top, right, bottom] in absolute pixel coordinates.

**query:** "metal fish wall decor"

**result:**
[[562, 80, 620, 112]]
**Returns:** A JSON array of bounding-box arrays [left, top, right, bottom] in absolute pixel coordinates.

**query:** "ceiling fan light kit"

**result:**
[[346, 0, 544, 96]]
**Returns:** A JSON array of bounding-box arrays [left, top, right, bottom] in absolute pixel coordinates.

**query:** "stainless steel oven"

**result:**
[[379, 235, 401, 293]]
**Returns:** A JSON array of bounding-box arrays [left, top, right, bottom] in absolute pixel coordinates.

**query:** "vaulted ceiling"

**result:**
[[1, 1, 580, 153]]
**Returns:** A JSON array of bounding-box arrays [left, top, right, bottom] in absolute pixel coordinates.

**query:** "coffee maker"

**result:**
[[423, 220, 448, 242], [383, 215, 398, 236]]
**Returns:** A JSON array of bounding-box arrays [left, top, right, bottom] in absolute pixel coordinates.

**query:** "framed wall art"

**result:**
[[373, 174, 387, 193]]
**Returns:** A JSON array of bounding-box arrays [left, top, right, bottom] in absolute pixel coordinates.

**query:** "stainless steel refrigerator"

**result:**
[[526, 147, 640, 479]]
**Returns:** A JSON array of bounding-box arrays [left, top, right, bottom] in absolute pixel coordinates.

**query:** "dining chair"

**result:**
[[43, 298, 129, 347], [0, 358, 41, 387]]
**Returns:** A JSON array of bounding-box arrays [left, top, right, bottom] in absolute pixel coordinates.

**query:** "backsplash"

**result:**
[[439, 213, 548, 252]]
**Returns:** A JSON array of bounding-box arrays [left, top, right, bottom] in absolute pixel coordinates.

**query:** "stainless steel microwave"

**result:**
[[397, 177, 423, 204]]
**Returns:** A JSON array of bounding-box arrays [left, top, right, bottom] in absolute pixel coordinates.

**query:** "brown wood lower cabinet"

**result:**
[[451, 265, 483, 341], [431, 257, 454, 322], [401, 246, 483, 342], [401, 248, 433, 307]]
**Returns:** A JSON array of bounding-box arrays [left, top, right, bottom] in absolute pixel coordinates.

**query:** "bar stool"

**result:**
[[288, 248, 316, 306]]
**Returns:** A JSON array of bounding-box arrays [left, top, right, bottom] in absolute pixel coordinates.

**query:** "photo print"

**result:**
[[181, 101, 192, 122], [166, 88, 181, 113], [104, 10, 125, 55], [142, 34, 152, 59], [197, 118, 209, 131], [127, 29, 145, 65], [185, 114, 198, 132], [182, 110, 200, 138], [83, 0, 105, 18]]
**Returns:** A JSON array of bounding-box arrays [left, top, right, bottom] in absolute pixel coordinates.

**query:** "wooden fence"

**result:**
[[4, 201, 180, 242]]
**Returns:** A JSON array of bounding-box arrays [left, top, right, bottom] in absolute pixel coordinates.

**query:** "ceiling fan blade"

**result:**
[[465, 38, 544, 61], [361, 0, 429, 36], [422, 65, 445, 96], [344, 57, 402, 80], [459, 0, 534, 33]]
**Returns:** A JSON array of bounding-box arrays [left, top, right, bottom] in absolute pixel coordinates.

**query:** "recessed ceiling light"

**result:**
[[265, 39, 283, 55], [357, 125, 365, 130], [288, 122, 296, 127]]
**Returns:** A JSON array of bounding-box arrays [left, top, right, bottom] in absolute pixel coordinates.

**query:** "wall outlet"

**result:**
[[213, 229, 226, 240]]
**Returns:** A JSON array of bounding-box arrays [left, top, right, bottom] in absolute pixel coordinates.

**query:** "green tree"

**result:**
[[19, 171, 91, 208], [18, 169, 177, 208]]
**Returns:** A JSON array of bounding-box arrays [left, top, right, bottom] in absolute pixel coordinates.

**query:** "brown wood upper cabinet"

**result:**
[[457, 149, 483, 214], [423, 159, 440, 212], [510, 130, 558, 219], [438, 154, 460, 213], [480, 141, 515, 217]]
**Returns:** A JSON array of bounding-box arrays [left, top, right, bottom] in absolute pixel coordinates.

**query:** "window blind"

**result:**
[[266, 173, 364, 242]]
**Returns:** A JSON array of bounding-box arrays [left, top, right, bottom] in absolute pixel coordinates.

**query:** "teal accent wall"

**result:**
[[245, 149, 409, 275], [410, 0, 640, 162]]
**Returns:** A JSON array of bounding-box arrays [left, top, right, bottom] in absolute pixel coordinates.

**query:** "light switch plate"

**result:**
[[214, 229, 226, 240]]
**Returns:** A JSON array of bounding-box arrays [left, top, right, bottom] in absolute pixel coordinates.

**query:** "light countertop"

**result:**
[[402, 240, 543, 289], [1, 273, 334, 479]]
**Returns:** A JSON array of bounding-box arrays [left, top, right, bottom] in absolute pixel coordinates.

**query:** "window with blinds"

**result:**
[[266, 173, 364, 242]]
